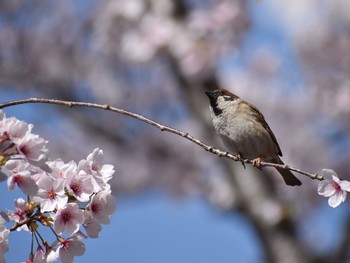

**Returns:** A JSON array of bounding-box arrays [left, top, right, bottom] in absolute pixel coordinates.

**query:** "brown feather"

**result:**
[[250, 102, 283, 157], [236, 98, 283, 157], [216, 88, 240, 100]]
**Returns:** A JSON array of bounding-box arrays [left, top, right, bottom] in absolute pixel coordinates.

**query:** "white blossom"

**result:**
[[53, 203, 84, 236], [0, 225, 9, 261], [56, 237, 86, 263], [318, 169, 350, 208], [33, 175, 68, 212], [86, 190, 116, 225], [5, 160, 38, 196]]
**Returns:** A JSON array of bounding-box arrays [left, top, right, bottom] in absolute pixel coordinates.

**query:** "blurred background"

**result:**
[[1, 0, 350, 262]]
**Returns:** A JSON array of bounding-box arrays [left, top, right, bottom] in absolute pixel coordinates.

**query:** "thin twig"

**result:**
[[0, 98, 324, 181], [9, 211, 41, 231]]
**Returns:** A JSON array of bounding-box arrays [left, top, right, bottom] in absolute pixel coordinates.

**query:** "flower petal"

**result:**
[[332, 175, 341, 184], [322, 169, 338, 180], [339, 180, 350, 192], [328, 191, 345, 208], [318, 180, 336, 197]]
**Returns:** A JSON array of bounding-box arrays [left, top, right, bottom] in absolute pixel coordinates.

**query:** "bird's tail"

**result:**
[[274, 157, 302, 186]]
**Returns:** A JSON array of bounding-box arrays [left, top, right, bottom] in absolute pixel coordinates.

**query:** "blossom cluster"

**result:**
[[0, 110, 116, 262]]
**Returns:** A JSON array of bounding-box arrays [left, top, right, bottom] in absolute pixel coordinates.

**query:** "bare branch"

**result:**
[[0, 98, 324, 181]]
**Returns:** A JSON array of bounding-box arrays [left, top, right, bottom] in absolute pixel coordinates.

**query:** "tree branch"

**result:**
[[0, 98, 324, 181], [9, 211, 41, 231]]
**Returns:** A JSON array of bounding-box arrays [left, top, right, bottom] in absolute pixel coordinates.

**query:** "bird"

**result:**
[[205, 88, 301, 186]]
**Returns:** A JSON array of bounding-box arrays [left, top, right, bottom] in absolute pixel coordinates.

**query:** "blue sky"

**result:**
[[78, 193, 262, 263]]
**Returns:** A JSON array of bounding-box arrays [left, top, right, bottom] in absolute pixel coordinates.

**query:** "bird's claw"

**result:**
[[252, 158, 262, 169], [237, 154, 246, 169]]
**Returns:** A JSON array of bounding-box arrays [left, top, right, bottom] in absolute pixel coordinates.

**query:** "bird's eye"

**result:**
[[223, 95, 233, 101]]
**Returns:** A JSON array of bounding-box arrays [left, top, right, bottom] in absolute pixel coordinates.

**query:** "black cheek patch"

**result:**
[[209, 99, 223, 116]]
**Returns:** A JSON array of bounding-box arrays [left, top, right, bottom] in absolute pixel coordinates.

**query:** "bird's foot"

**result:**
[[252, 158, 262, 169], [237, 154, 246, 169]]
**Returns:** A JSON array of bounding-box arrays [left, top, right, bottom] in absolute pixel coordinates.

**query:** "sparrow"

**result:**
[[205, 88, 301, 186]]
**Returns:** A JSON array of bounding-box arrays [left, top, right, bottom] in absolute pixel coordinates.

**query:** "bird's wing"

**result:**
[[248, 102, 283, 157]]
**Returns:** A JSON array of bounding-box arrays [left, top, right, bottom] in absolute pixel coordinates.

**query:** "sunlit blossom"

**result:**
[[78, 148, 114, 192], [8, 198, 26, 222], [5, 160, 38, 196], [53, 203, 84, 236], [46, 159, 77, 181], [0, 225, 9, 261], [82, 210, 102, 238], [318, 169, 350, 208], [8, 198, 30, 232], [56, 236, 86, 263], [66, 170, 94, 202], [1, 112, 117, 261], [33, 175, 68, 212], [1, 117, 29, 143], [86, 190, 116, 224], [17, 133, 47, 162]]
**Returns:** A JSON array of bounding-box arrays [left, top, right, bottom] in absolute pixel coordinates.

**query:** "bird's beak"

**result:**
[[205, 91, 216, 99]]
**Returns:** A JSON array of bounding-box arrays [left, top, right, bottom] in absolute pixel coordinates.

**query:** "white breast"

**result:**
[[210, 103, 277, 160]]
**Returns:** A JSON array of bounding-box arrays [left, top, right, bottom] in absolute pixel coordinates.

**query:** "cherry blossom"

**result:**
[[86, 190, 116, 225], [36, 248, 49, 263], [0, 113, 117, 261], [46, 159, 77, 181], [1, 117, 29, 143], [53, 203, 84, 236], [88, 149, 114, 181], [5, 160, 38, 196], [0, 114, 47, 163], [24, 246, 47, 263], [56, 236, 86, 263], [8, 198, 29, 232], [318, 169, 350, 208], [66, 170, 94, 202], [78, 148, 114, 192], [17, 133, 47, 162], [8, 198, 26, 222], [0, 225, 9, 262], [82, 210, 102, 238], [33, 175, 68, 212]]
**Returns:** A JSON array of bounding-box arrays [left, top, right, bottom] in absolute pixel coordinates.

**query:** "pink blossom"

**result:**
[[45, 247, 59, 262], [82, 210, 102, 238], [17, 133, 47, 162], [53, 203, 84, 236], [87, 148, 114, 181], [1, 117, 29, 143], [8, 198, 30, 232], [66, 170, 94, 202], [0, 212, 8, 225], [8, 198, 26, 222], [46, 159, 77, 181], [5, 160, 38, 196], [78, 148, 114, 192], [25, 246, 46, 263], [0, 225, 9, 261], [87, 190, 116, 224], [33, 175, 68, 212], [56, 237, 86, 263], [318, 169, 350, 208]]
